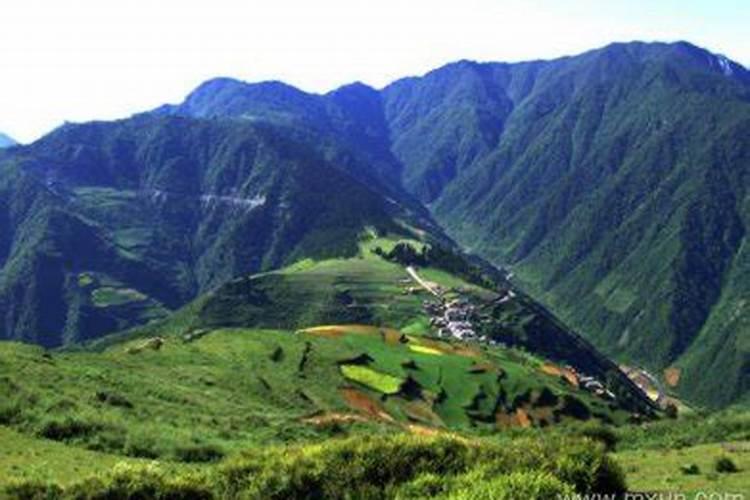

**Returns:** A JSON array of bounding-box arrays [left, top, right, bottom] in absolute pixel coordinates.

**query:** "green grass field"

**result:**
[[616, 441, 750, 496]]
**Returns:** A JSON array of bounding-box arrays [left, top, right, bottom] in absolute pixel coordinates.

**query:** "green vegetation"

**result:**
[[1, 41, 747, 409], [382, 42, 750, 409], [91, 287, 147, 307], [0, 112, 408, 348], [615, 442, 748, 495], [2, 433, 625, 498], [715, 456, 740, 474], [340, 365, 403, 394]]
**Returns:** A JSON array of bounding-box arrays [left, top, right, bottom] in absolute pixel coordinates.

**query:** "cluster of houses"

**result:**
[[567, 366, 616, 400], [424, 298, 479, 340], [405, 269, 618, 404]]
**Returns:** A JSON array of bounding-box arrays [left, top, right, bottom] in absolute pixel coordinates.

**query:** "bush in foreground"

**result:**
[[3, 433, 626, 499]]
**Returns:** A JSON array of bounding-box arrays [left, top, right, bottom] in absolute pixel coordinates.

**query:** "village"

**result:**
[[405, 266, 618, 402]]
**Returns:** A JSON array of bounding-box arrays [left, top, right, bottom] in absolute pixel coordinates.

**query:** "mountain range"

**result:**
[[0, 40, 747, 409]]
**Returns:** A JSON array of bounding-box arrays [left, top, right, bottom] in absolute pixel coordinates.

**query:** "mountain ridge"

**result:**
[[1, 40, 748, 408]]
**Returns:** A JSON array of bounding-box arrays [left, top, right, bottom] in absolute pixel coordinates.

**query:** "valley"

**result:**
[[0, 38, 749, 497]]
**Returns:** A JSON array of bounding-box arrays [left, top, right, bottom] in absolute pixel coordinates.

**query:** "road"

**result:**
[[405, 266, 441, 297]]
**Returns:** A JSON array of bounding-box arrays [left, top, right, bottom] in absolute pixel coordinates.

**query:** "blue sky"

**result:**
[[1, 0, 748, 143]]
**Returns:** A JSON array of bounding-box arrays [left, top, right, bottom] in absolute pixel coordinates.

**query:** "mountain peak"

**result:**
[[0, 132, 17, 148]]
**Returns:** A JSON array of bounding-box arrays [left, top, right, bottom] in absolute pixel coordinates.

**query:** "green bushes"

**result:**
[[65, 462, 212, 500], [2, 434, 625, 499], [576, 423, 619, 451], [680, 463, 700, 475], [449, 471, 575, 499], [616, 410, 750, 450], [715, 456, 739, 473], [3, 479, 63, 500], [214, 434, 624, 498], [36, 416, 102, 441], [174, 443, 225, 463]]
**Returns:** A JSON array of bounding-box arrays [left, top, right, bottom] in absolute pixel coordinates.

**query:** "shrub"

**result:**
[[217, 434, 473, 498], [715, 456, 739, 473], [451, 470, 575, 499], [216, 433, 626, 498], [680, 463, 701, 475], [174, 443, 225, 463], [577, 423, 619, 451], [3, 479, 63, 500], [36, 415, 99, 441], [124, 431, 162, 459], [395, 473, 452, 498], [65, 462, 213, 499], [94, 390, 133, 409]]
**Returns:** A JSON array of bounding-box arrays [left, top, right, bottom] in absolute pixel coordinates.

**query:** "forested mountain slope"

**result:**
[[0, 115, 429, 346], [380, 42, 750, 408]]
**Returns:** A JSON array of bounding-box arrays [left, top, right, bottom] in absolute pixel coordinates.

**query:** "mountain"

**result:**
[[0, 114, 436, 347], [1, 40, 747, 408], [0, 132, 17, 148], [378, 42, 750, 408]]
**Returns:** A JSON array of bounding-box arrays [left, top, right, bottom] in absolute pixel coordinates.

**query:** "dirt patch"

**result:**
[[467, 362, 495, 374], [541, 363, 563, 377], [496, 408, 533, 428], [516, 408, 532, 428], [664, 367, 681, 387], [340, 387, 394, 422], [381, 328, 405, 345], [540, 363, 578, 387], [401, 399, 445, 427], [302, 324, 385, 337]]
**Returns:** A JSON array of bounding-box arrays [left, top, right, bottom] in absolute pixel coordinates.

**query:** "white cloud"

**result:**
[[0, 0, 747, 142]]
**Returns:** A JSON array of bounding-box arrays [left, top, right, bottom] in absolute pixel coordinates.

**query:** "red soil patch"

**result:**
[[664, 367, 681, 387], [515, 408, 532, 428], [340, 387, 394, 422], [540, 363, 563, 377], [540, 363, 579, 387], [382, 328, 405, 345], [496, 408, 533, 429]]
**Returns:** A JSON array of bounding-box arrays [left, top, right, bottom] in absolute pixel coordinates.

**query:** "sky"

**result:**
[[1, 0, 748, 143]]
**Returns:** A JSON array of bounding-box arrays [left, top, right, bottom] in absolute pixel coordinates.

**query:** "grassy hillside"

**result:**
[[0, 238, 643, 455], [1, 235, 746, 497]]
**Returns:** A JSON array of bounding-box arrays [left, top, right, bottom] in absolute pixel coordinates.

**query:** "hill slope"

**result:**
[[379, 42, 750, 408], [0, 238, 654, 476], [0, 115, 429, 346]]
